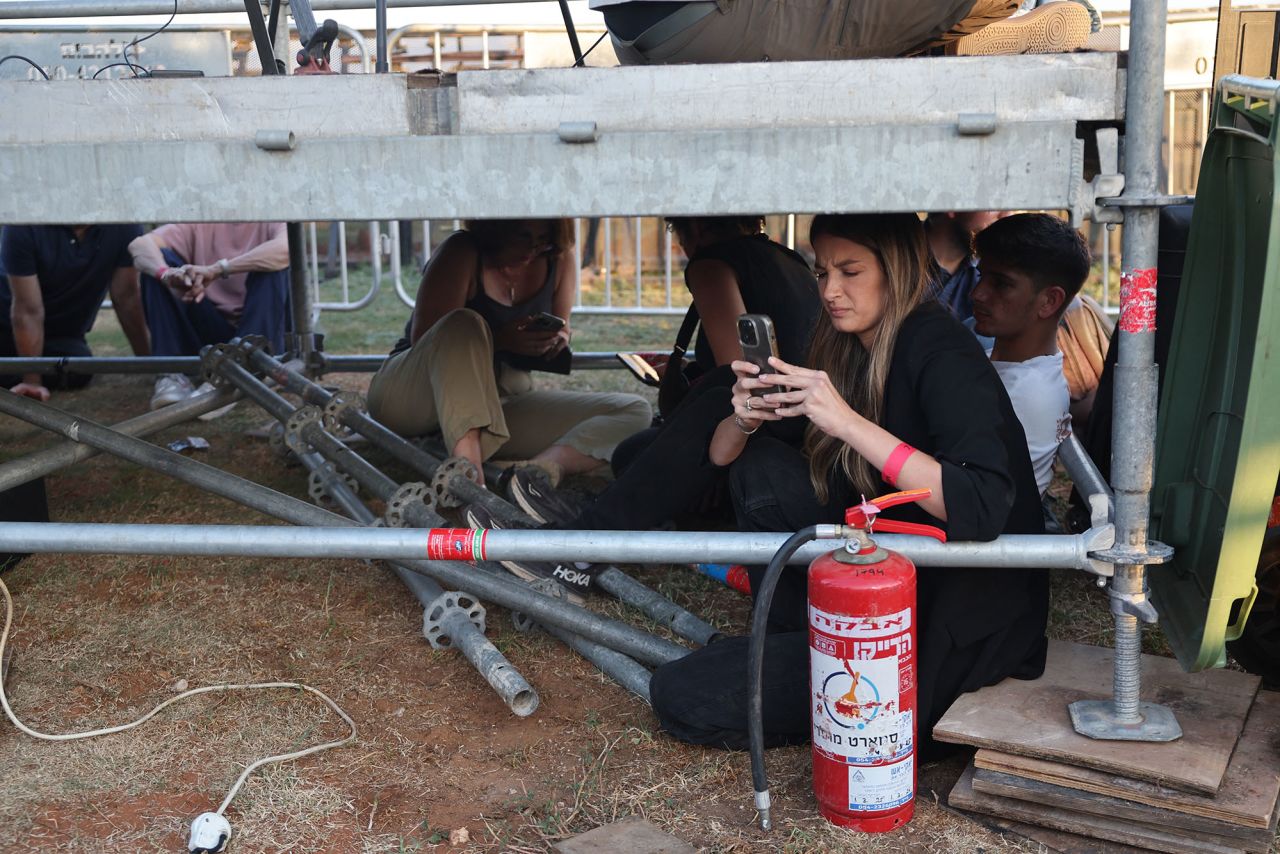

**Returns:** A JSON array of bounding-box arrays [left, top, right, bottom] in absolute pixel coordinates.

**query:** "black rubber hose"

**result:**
[[747, 524, 822, 831]]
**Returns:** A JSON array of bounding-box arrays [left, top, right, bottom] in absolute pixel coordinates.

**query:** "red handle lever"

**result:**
[[844, 488, 946, 542], [874, 519, 948, 543]]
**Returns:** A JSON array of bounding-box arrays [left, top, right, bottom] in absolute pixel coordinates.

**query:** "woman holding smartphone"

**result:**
[[367, 219, 650, 503], [649, 213, 1048, 760], [550, 216, 820, 534]]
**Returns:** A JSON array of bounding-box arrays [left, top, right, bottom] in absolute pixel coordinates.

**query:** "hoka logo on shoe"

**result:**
[[553, 566, 591, 588]]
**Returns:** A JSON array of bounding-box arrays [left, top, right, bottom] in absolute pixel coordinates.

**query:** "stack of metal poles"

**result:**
[[236, 339, 721, 647]]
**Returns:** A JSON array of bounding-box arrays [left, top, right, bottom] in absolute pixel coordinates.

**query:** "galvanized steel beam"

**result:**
[[0, 520, 1115, 573], [0, 122, 1086, 223]]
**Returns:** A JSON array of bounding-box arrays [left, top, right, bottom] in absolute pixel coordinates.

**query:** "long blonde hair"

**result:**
[[805, 214, 932, 502]]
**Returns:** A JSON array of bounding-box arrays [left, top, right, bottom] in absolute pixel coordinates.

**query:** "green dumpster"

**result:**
[[1150, 76, 1280, 673]]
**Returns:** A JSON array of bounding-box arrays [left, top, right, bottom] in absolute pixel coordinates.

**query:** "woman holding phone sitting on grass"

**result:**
[[367, 219, 651, 511], [649, 212, 1049, 761]]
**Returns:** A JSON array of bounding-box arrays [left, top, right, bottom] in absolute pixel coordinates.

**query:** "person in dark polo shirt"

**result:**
[[0, 224, 151, 401]]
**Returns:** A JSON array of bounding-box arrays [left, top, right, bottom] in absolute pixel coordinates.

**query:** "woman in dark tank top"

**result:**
[[366, 219, 651, 498], [561, 216, 821, 533]]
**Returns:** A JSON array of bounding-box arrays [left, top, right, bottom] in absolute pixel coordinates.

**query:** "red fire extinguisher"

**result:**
[[809, 488, 945, 831], [747, 488, 945, 833]]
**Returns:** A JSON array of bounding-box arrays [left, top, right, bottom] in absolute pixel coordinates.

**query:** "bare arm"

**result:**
[[127, 233, 169, 278], [409, 232, 478, 344], [108, 266, 151, 356], [225, 233, 289, 273], [186, 233, 291, 292], [685, 258, 747, 366], [7, 274, 48, 398]]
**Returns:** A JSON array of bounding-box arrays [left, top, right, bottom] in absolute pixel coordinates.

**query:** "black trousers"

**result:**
[[570, 366, 735, 531], [573, 366, 809, 532], [650, 437, 1048, 761], [0, 326, 93, 390]]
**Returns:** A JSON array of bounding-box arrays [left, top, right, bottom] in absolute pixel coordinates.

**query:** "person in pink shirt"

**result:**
[[129, 223, 290, 409]]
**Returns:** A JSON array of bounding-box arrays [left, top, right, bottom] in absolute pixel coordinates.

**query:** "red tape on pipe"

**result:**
[[1119, 268, 1157, 334], [426, 528, 486, 561]]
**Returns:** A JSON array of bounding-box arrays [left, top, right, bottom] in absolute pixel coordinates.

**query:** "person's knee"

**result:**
[[614, 394, 653, 430], [428, 308, 491, 349]]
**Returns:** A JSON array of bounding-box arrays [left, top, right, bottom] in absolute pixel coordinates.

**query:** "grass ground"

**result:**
[[0, 271, 1259, 853]]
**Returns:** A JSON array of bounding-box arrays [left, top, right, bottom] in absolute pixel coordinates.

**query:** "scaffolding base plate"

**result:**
[[1069, 699, 1183, 742]]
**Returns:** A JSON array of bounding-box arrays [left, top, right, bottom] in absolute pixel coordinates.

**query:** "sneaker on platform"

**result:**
[[948, 1, 1090, 55], [150, 373, 194, 410]]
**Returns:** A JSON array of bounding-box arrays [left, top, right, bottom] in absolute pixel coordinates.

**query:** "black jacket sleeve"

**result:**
[[902, 312, 1022, 541]]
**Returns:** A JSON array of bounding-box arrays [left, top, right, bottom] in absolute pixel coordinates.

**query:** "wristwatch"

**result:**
[[217, 258, 231, 279]]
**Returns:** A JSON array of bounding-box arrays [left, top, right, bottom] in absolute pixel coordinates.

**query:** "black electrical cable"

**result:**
[[121, 0, 180, 77], [92, 61, 147, 79], [747, 524, 822, 832], [0, 55, 50, 79]]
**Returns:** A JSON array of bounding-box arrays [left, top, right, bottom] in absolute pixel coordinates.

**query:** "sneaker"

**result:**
[[191, 382, 238, 421], [505, 467, 580, 526], [948, 1, 1090, 56], [465, 503, 595, 603], [150, 373, 194, 410]]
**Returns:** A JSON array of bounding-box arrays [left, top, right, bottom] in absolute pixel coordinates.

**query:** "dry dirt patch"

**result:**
[[0, 373, 1144, 852]]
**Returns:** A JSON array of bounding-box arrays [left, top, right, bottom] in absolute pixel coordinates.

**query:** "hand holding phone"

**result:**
[[737, 314, 782, 396], [521, 312, 566, 333]]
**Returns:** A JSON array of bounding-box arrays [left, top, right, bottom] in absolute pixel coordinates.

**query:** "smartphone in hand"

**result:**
[[616, 352, 662, 387], [522, 312, 567, 333], [738, 314, 781, 396]]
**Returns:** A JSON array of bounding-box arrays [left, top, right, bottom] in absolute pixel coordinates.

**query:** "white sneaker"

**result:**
[[150, 374, 194, 410], [193, 382, 238, 421]]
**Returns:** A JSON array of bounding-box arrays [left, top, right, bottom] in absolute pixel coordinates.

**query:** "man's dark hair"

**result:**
[[973, 213, 1091, 310]]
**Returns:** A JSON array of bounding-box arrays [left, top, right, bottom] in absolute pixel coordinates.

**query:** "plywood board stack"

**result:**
[[935, 641, 1279, 853]]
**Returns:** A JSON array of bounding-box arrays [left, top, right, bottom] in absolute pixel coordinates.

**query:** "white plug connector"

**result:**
[[188, 812, 231, 853]]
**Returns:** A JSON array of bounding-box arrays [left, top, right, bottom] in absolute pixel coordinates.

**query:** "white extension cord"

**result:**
[[0, 574, 356, 853]]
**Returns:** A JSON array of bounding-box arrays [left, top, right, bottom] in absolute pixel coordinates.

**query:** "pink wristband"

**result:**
[[157, 266, 169, 278], [881, 442, 916, 487]]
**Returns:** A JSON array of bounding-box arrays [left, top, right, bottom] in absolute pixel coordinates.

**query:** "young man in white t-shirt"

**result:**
[[969, 213, 1090, 495]]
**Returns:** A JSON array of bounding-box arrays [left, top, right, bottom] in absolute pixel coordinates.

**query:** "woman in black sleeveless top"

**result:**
[[566, 216, 821, 532], [367, 219, 651, 488]]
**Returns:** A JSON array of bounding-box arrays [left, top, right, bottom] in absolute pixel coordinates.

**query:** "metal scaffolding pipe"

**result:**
[[0, 353, 655, 376], [0, 0, 533, 18], [541, 623, 652, 705], [0, 389, 341, 528], [299, 450, 540, 717], [319, 352, 639, 373], [0, 356, 203, 375], [244, 345, 723, 645], [214, 357, 401, 499], [1067, 0, 1181, 743], [0, 520, 1115, 573], [0, 383, 240, 493], [245, 345, 451, 485], [302, 448, 650, 704], [0, 391, 687, 665], [1058, 433, 1114, 526]]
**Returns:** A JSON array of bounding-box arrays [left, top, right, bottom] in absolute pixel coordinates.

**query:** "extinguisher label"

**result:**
[[809, 604, 914, 775], [847, 758, 914, 812]]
